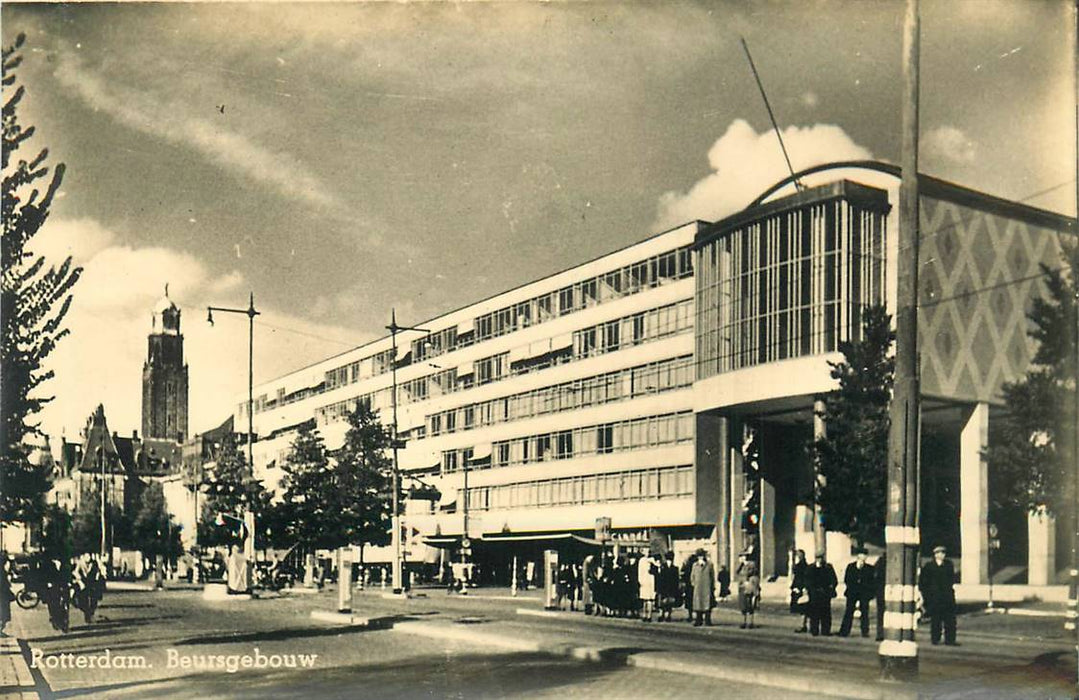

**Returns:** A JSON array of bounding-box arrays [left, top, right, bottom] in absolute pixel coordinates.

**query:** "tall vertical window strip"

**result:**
[[695, 186, 887, 379]]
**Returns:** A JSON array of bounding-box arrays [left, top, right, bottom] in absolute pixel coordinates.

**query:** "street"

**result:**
[[5, 583, 1074, 699]]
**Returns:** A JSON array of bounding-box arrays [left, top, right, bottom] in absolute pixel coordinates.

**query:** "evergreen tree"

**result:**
[[985, 244, 1078, 516], [812, 305, 895, 546], [334, 403, 393, 559], [131, 482, 181, 559], [278, 420, 335, 549], [1, 33, 81, 525]]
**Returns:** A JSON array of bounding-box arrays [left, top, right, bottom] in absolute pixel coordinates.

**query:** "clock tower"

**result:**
[[141, 286, 189, 442]]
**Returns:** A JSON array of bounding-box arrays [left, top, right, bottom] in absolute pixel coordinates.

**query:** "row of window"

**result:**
[[474, 247, 693, 343], [427, 355, 694, 437], [458, 465, 694, 512], [310, 295, 693, 428], [441, 411, 694, 473], [255, 247, 693, 415], [572, 299, 693, 359]]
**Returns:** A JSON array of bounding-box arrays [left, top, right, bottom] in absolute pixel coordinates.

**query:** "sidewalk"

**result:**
[[0, 635, 37, 700], [309, 586, 1074, 699]]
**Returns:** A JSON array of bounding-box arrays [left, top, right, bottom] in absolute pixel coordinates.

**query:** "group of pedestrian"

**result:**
[[578, 551, 681, 621], [789, 545, 958, 646]]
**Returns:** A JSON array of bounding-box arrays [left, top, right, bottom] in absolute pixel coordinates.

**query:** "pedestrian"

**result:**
[[874, 556, 886, 641], [0, 554, 11, 637], [839, 547, 874, 637], [655, 552, 680, 622], [919, 545, 958, 646], [805, 551, 837, 636], [790, 549, 809, 633], [681, 552, 697, 622], [689, 549, 715, 627], [737, 559, 760, 629], [570, 563, 582, 612], [637, 552, 657, 622], [581, 555, 595, 615], [556, 563, 574, 610], [44, 558, 69, 633]]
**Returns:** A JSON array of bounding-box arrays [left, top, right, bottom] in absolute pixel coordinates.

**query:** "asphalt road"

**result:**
[[11, 586, 848, 699]]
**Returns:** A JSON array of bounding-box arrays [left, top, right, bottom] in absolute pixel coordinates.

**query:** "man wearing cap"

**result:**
[[805, 551, 837, 636], [919, 545, 958, 645], [838, 547, 874, 637]]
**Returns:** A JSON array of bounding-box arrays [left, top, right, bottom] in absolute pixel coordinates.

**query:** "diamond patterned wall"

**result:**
[[918, 195, 1068, 403]]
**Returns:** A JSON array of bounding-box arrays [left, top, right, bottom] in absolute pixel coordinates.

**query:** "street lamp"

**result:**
[[207, 292, 260, 562], [386, 308, 428, 595]]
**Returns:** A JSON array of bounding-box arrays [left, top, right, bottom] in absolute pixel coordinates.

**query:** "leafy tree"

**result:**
[[278, 420, 334, 549], [1, 33, 81, 525], [198, 434, 269, 548], [131, 482, 181, 560], [985, 244, 1078, 516], [812, 305, 895, 546], [278, 406, 393, 556], [334, 403, 393, 561]]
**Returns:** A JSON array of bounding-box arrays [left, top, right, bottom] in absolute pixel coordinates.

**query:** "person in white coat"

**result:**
[[637, 553, 657, 622]]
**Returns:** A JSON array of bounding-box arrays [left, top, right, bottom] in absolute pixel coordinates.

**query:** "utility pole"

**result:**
[[387, 309, 428, 595], [1070, 0, 1079, 688], [880, 0, 922, 682], [207, 292, 260, 564], [98, 445, 107, 561]]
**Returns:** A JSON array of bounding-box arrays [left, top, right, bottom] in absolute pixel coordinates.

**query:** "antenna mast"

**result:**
[[740, 37, 803, 192]]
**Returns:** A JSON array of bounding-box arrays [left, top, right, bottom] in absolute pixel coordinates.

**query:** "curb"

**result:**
[[309, 610, 371, 626], [390, 618, 906, 699], [0, 636, 37, 699]]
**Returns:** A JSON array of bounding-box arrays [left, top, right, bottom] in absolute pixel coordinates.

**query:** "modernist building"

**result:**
[[243, 161, 1075, 589], [142, 287, 189, 443]]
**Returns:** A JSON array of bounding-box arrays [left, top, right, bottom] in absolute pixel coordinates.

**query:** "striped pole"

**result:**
[[879, 0, 921, 681]]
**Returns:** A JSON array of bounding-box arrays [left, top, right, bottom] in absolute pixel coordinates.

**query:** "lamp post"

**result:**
[[387, 309, 428, 595], [207, 292, 260, 562]]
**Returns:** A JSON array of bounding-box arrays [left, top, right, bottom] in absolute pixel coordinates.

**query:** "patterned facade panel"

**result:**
[[917, 196, 1065, 403]]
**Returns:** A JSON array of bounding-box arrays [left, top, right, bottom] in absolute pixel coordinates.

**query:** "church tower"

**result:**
[[141, 286, 189, 442]]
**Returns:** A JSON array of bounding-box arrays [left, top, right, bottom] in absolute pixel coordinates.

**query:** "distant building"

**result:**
[[142, 286, 189, 442]]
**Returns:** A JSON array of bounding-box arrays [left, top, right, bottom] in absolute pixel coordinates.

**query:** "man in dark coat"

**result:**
[[838, 548, 874, 637], [805, 552, 837, 636], [919, 545, 958, 645]]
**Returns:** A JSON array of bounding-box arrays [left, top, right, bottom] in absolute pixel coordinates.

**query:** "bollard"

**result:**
[[337, 547, 353, 613]]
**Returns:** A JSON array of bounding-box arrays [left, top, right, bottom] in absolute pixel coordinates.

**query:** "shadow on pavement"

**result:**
[[51, 651, 628, 699], [173, 614, 420, 646]]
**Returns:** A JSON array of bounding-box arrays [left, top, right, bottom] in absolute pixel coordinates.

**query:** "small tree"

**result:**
[[131, 482, 181, 560], [278, 420, 334, 549], [334, 403, 393, 562], [198, 434, 268, 548], [812, 305, 895, 546], [985, 244, 1078, 516], [1, 33, 81, 526]]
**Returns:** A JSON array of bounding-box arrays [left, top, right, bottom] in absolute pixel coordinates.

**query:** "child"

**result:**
[[738, 560, 761, 629]]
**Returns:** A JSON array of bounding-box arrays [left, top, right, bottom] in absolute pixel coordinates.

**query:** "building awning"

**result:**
[[422, 532, 605, 549], [457, 318, 475, 335], [457, 360, 475, 376]]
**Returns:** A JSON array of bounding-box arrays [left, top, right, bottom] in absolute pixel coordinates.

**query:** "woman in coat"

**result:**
[[689, 549, 715, 627], [637, 553, 657, 622], [790, 549, 809, 633]]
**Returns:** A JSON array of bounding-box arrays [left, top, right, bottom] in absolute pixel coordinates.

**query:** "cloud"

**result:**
[[653, 119, 873, 230], [923, 125, 976, 165], [33, 219, 366, 443], [52, 55, 339, 212]]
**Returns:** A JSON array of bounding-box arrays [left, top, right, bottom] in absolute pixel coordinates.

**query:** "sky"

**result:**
[[3, 0, 1075, 445]]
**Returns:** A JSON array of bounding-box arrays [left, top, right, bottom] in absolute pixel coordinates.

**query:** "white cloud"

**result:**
[[52, 55, 339, 212], [33, 219, 365, 445], [653, 119, 873, 231], [924, 125, 977, 165]]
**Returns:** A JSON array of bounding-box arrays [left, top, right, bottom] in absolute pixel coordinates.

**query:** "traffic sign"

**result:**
[[462, 537, 471, 549], [988, 523, 999, 538]]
